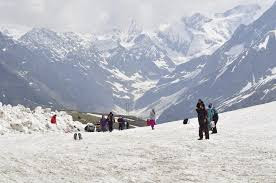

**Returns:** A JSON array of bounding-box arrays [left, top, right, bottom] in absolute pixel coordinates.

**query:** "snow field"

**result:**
[[0, 102, 276, 182]]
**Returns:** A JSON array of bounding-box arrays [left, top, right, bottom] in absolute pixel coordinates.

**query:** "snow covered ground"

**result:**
[[0, 102, 276, 182]]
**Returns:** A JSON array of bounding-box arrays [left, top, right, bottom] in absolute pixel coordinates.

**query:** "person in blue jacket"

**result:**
[[207, 103, 219, 134], [211, 104, 219, 134], [207, 104, 214, 131]]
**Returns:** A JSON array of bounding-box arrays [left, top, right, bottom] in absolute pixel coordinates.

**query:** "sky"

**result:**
[[0, 0, 274, 33]]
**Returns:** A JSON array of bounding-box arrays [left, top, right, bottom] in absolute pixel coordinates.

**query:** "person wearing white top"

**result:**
[[149, 109, 156, 130], [150, 109, 156, 120]]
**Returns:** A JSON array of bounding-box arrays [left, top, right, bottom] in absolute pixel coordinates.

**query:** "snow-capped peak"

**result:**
[[0, 24, 31, 40], [119, 19, 144, 47], [127, 19, 143, 39], [154, 3, 264, 65], [215, 4, 261, 18], [182, 13, 212, 29]]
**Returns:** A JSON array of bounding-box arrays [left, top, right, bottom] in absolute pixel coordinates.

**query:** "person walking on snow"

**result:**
[[107, 112, 115, 132], [196, 103, 209, 140], [149, 109, 156, 130], [51, 114, 57, 124]]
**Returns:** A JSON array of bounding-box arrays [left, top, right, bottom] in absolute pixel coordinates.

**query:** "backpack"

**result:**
[[212, 109, 218, 121], [183, 118, 188, 124]]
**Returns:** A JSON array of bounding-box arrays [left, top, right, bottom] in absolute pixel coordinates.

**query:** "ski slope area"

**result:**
[[0, 102, 276, 183]]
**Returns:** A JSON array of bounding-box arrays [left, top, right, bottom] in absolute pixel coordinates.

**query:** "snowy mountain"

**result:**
[[0, 29, 113, 112], [155, 4, 262, 64], [0, 32, 64, 108], [0, 101, 276, 182], [135, 2, 276, 122], [17, 21, 176, 112], [0, 3, 274, 118], [0, 24, 30, 40]]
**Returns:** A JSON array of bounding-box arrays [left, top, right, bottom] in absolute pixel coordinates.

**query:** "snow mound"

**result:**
[[0, 103, 83, 135]]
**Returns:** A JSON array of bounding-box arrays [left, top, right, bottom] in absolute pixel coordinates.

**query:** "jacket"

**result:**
[[207, 108, 214, 122], [108, 114, 115, 124], [118, 117, 125, 123], [150, 111, 156, 120], [51, 115, 56, 124], [212, 108, 219, 121], [100, 118, 107, 127], [196, 108, 207, 125]]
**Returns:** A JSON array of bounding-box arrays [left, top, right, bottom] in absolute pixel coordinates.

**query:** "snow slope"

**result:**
[[0, 102, 275, 182]]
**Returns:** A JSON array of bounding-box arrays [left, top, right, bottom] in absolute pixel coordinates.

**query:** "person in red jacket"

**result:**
[[51, 114, 57, 124]]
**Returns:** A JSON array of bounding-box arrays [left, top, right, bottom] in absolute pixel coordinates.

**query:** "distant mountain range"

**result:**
[[136, 2, 276, 122], [0, 3, 275, 122]]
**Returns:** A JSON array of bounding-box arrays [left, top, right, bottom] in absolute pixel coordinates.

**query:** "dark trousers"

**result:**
[[101, 126, 107, 132], [199, 123, 209, 139], [108, 122, 113, 132], [212, 120, 218, 133], [119, 123, 124, 130]]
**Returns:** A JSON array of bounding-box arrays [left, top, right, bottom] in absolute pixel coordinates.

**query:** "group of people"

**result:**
[[51, 100, 219, 140], [99, 112, 129, 132], [196, 99, 219, 140]]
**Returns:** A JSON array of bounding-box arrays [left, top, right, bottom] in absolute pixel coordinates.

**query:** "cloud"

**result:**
[[0, 0, 274, 33]]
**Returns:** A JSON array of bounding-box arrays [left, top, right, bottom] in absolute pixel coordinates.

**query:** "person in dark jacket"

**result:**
[[196, 103, 209, 140], [125, 121, 129, 129], [107, 112, 115, 132], [117, 116, 125, 130], [100, 115, 107, 132]]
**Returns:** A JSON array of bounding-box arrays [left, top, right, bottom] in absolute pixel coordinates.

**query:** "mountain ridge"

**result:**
[[0, 3, 275, 121]]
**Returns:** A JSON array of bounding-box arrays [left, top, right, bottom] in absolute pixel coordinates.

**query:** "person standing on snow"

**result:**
[[118, 116, 125, 130], [107, 112, 115, 132], [149, 109, 156, 130], [207, 104, 214, 131], [125, 120, 129, 129], [100, 115, 107, 132], [210, 104, 219, 134], [196, 103, 209, 140], [73, 126, 82, 140], [51, 114, 57, 124]]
